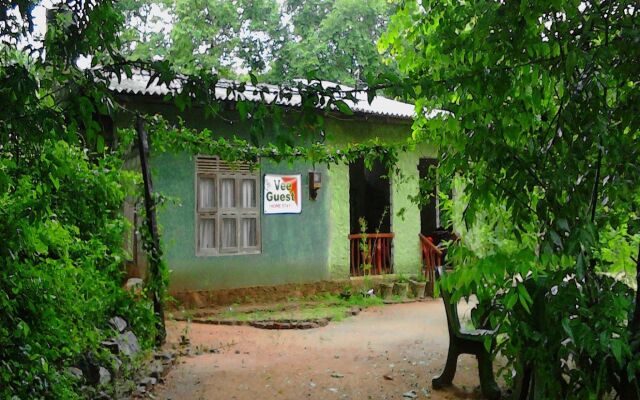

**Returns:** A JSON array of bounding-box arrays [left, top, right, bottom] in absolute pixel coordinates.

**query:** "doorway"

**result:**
[[348, 157, 393, 275]]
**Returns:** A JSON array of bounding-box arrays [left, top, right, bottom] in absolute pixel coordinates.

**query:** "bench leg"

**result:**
[[477, 351, 501, 400], [432, 345, 458, 389]]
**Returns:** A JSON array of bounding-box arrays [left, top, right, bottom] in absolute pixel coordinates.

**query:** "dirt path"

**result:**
[[157, 301, 493, 400]]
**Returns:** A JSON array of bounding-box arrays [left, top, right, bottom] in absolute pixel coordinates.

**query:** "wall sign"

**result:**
[[264, 174, 302, 214]]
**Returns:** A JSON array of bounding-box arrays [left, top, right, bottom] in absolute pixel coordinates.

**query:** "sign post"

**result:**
[[264, 174, 302, 214]]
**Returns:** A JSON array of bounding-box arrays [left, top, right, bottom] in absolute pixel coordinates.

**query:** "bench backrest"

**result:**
[[435, 266, 462, 336]]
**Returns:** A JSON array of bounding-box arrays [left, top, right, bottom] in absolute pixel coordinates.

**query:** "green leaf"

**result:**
[[611, 340, 622, 366], [562, 318, 573, 341], [334, 100, 354, 115], [549, 230, 562, 248], [96, 135, 105, 153]]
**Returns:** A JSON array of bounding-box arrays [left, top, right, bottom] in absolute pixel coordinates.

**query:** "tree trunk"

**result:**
[[136, 115, 166, 346]]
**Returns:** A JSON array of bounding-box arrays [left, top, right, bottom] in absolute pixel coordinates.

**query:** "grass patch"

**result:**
[[202, 293, 383, 323]]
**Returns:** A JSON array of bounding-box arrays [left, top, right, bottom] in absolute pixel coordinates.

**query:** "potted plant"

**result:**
[[409, 267, 427, 299], [378, 275, 394, 299], [393, 273, 409, 298]]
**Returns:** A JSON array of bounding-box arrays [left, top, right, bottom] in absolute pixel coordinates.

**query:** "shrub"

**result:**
[[0, 141, 155, 399]]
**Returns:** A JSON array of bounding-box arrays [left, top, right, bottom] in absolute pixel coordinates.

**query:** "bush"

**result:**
[[0, 141, 155, 399]]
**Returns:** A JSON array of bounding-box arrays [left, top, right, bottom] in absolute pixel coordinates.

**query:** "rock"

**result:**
[[108, 355, 122, 377], [66, 367, 84, 382], [125, 278, 144, 294], [402, 390, 418, 399], [77, 353, 101, 385], [154, 351, 176, 363], [94, 391, 112, 400], [79, 385, 96, 398], [149, 362, 165, 379], [140, 376, 157, 387], [135, 385, 147, 396], [98, 367, 111, 385], [328, 388, 338, 393], [331, 372, 344, 378], [101, 340, 119, 355], [383, 374, 394, 381], [114, 331, 141, 357], [109, 316, 127, 333]]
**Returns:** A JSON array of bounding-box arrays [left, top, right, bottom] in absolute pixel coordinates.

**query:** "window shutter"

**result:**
[[195, 155, 260, 256]]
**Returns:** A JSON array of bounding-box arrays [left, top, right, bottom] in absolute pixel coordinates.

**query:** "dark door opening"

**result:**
[[348, 157, 393, 276], [349, 157, 391, 234], [418, 158, 439, 235]]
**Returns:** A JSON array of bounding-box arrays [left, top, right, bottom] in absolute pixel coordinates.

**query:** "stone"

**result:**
[[149, 362, 165, 379], [125, 278, 144, 294], [331, 372, 344, 378], [109, 316, 127, 333], [77, 353, 101, 385], [98, 367, 111, 385], [135, 385, 147, 396], [402, 390, 418, 399], [94, 391, 112, 400], [114, 331, 141, 357], [101, 340, 120, 354], [140, 376, 157, 387], [66, 367, 84, 382], [154, 351, 176, 363], [79, 386, 97, 398], [383, 374, 394, 381]]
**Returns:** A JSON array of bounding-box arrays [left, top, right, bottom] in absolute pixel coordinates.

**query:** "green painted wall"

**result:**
[[327, 163, 350, 279], [323, 119, 437, 279], [118, 98, 437, 292], [153, 152, 331, 292]]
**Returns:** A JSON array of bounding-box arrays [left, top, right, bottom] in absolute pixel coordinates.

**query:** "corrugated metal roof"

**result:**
[[108, 72, 419, 120]]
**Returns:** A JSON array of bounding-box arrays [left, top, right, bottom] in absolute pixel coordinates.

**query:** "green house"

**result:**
[[111, 73, 440, 302]]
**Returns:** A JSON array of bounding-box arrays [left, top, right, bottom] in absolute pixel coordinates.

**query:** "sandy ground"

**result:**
[[156, 300, 496, 400]]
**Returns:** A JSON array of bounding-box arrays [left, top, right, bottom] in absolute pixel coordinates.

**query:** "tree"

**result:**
[[268, 0, 399, 86], [117, 0, 398, 85], [0, 2, 399, 398], [381, 0, 640, 397], [0, 2, 160, 397]]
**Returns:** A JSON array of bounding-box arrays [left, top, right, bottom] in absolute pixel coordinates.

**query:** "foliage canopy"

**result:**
[[117, 0, 399, 86], [382, 0, 640, 397]]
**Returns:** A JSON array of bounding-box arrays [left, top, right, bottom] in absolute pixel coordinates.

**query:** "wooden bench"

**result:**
[[432, 266, 501, 400]]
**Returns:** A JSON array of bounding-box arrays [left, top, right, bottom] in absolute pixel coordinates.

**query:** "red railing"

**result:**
[[420, 233, 443, 296], [348, 233, 394, 276]]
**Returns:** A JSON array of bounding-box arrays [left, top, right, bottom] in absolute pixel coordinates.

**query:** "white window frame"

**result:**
[[195, 156, 261, 256]]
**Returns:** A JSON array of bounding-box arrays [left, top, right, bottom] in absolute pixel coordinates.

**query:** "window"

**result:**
[[196, 156, 260, 255]]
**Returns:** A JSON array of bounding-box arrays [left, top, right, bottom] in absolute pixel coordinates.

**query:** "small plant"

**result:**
[[396, 273, 410, 283], [340, 285, 353, 300], [413, 264, 427, 282], [358, 217, 373, 276], [363, 273, 373, 291]]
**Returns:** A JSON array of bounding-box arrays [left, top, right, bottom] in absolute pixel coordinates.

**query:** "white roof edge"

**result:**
[[107, 72, 432, 120]]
